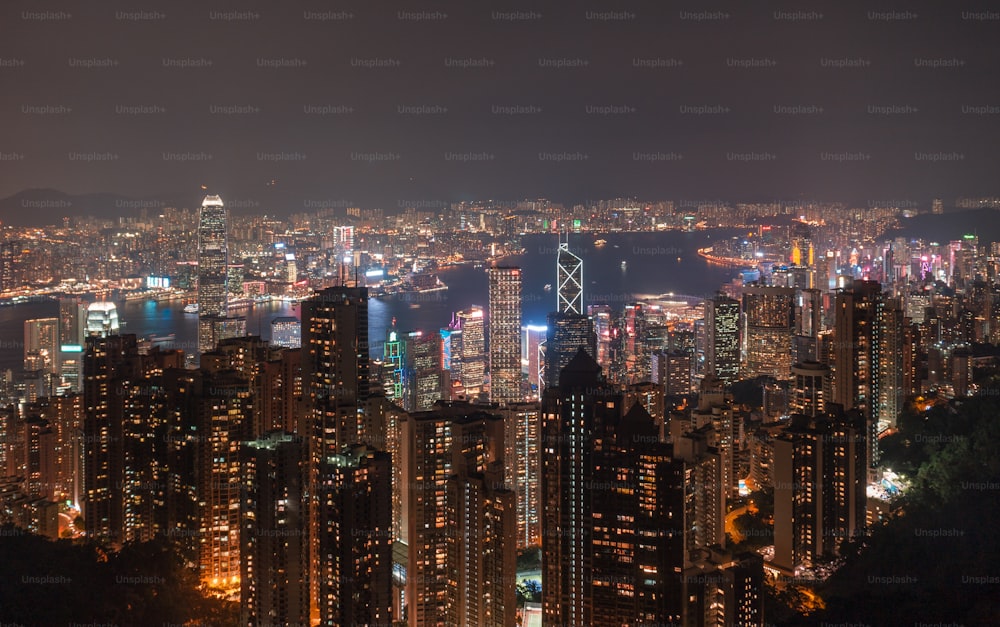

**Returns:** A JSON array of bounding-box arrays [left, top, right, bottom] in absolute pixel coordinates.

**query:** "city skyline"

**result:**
[[3, 2, 1000, 625]]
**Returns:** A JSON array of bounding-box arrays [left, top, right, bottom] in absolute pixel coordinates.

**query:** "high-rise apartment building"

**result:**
[[772, 410, 867, 575], [301, 285, 372, 454], [833, 280, 902, 471], [403, 401, 517, 627], [318, 444, 394, 627], [240, 431, 310, 627]]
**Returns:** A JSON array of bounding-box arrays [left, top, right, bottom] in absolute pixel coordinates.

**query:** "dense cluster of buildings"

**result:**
[[2, 195, 1000, 626]]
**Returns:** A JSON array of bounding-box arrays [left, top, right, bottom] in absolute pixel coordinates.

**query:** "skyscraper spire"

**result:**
[[556, 235, 583, 315]]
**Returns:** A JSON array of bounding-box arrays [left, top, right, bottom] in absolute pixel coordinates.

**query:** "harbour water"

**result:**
[[0, 230, 743, 372]]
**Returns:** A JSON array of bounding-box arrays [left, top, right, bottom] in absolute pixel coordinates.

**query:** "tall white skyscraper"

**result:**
[[556, 238, 583, 315]]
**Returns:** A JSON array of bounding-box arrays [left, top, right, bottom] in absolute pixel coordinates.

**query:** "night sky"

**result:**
[[2, 0, 1000, 214]]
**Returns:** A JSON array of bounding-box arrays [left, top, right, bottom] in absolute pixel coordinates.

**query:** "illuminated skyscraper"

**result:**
[[269, 316, 301, 349], [58, 297, 87, 346], [789, 361, 830, 418], [705, 294, 740, 384], [85, 302, 120, 338], [318, 444, 394, 627], [498, 401, 541, 549], [742, 286, 795, 380], [23, 318, 58, 374], [455, 306, 486, 397], [83, 333, 141, 546], [197, 195, 229, 353], [556, 239, 583, 315], [406, 330, 442, 412], [834, 280, 903, 472], [521, 324, 547, 392], [301, 285, 372, 454], [240, 431, 310, 627], [195, 370, 252, 589], [772, 410, 867, 575], [541, 350, 695, 625], [488, 266, 523, 404], [544, 313, 596, 390], [403, 402, 517, 627]]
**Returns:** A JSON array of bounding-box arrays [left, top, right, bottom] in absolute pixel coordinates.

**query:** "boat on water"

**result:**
[[148, 333, 176, 343], [594, 239, 608, 248], [183, 303, 199, 314], [543, 284, 552, 292], [227, 297, 253, 311], [621, 260, 627, 270]]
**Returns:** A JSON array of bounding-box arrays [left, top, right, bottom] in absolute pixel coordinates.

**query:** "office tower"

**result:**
[[383, 327, 406, 403], [403, 402, 517, 627], [83, 333, 141, 546], [588, 304, 614, 370], [793, 288, 823, 363], [270, 316, 301, 348], [488, 266, 523, 404], [542, 349, 608, 624], [301, 285, 371, 454], [705, 294, 741, 384], [932, 198, 944, 214], [544, 312, 596, 390], [59, 298, 87, 346], [85, 302, 120, 337], [455, 306, 486, 397], [772, 410, 867, 575], [407, 330, 442, 412], [742, 286, 795, 380], [556, 239, 583, 314], [197, 195, 229, 353], [240, 432, 310, 627], [23, 318, 58, 374], [318, 444, 394, 627], [789, 361, 830, 418], [622, 303, 648, 383], [522, 325, 547, 392]]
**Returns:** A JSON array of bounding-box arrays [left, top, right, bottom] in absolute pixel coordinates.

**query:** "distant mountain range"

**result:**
[[0, 189, 191, 226], [2, 189, 999, 241], [0, 188, 361, 226], [888, 208, 1000, 244]]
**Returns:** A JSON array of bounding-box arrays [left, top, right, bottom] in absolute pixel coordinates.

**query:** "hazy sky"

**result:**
[[2, 0, 1000, 212]]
